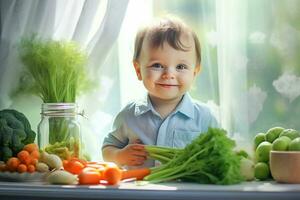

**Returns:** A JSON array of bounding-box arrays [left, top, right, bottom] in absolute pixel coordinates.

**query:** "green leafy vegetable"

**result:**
[[16, 35, 91, 103], [0, 109, 36, 161], [145, 128, 243, 185]]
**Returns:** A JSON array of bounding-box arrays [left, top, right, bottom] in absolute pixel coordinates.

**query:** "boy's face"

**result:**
[[134, 33, 200, 102]]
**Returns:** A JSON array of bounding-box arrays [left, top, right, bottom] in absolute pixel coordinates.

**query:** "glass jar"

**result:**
[[37, 103, 82, 160]]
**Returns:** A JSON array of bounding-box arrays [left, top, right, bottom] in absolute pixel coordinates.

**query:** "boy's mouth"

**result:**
[[156, 83, 179, 88]]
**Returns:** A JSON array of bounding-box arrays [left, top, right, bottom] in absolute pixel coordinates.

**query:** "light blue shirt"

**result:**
[[102, 93, 219, 167]]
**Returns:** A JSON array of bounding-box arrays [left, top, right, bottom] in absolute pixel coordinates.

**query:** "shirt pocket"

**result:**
[[172, 129, 200, 148]]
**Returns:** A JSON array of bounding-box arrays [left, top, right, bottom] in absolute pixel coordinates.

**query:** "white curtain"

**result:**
[[215, 0, 300, 153], [0, 0, 129, 160], [216, 0, 249, 146]]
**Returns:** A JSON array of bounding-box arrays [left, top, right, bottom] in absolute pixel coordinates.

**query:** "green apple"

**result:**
[[288, 138, 300, 151], [272, 136, 291, 151], [254, 133, 266, 149], [254, 162, 270, 180], [279, 129, 300, 140], [265, 127, 284, 143], [255, 141, 272, 162]]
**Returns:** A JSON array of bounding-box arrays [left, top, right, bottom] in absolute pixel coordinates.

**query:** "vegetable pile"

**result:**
[[145, 128, 244, 185], [254, 126, 300, 181], [0, 109, 36, 161], [0, 143, 64, 173], [48, 158, 150, 185]]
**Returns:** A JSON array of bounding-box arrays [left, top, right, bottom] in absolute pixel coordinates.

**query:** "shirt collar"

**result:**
[[174, 93, 195, 119], [134, 95, 153, 116], [134, 93, 195, 119]]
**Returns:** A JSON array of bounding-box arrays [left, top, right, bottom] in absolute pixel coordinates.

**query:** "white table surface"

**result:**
[[0, 180, 300, 200]]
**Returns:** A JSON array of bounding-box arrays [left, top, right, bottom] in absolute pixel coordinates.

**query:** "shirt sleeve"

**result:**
[[102, 111, 129, 149], [208, 111, 220, 128]]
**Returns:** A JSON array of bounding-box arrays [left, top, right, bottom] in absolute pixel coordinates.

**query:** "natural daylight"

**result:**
[[0, 0, 300, 200]]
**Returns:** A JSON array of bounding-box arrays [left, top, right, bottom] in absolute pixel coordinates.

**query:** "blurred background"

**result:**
[[1, 0, 299, 159]]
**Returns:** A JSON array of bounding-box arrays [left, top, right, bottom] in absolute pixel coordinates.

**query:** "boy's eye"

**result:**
[[176, 64, 188, 70], [151, 63, 163, 68]]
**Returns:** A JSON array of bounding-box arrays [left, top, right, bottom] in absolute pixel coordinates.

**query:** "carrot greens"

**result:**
[[145, 128, 243, 185]]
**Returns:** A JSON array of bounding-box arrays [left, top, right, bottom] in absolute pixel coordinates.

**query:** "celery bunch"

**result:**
[[145, 128, 243, 185]]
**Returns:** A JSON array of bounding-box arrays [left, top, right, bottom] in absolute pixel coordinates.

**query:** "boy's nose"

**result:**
[[162, 68, 175, 79]]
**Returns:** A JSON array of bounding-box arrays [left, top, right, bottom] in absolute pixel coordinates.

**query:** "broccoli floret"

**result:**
[[23, 130, 36, 144], [11, 144, 24, 154], [0, 109, 36, 161], [0, 119, 4, 145], [0, 112, 24, 130], [1, 125, 13, 146], [2, 109, 32, 133], [11, 134, 22, 148], [13, 129, 27, 141], [0, 146, 13, 162]]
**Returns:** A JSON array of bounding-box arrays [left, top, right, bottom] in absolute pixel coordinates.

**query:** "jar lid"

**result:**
[[41, 103, 78, 116]]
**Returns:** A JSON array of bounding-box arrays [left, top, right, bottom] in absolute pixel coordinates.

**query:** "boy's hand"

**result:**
[[115, 144, 147, 166]]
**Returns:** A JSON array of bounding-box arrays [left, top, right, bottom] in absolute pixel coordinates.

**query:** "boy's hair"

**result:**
[[133, 17, 201, 66]]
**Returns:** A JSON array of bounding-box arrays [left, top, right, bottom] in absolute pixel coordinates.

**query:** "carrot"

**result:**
[[6, 157, 21, 172], [27, 165, 36, 173], [82, 167, 104, 173], [17, 164, 27, 173], [0, 164, 7, 172], [23, 143, 39, 153], [87, 161, 109, 165], [121, 168, 151, 180], [102, 166, 122, 185], [31, 158, 38, 166], [63, 160, 85, 175], [63, 160, 69, 169], [30, 150, 40, 159], [17, 150, 30, 163], [86, 163, 107, 170], [70, 157, 87, 166], [23, 156, 33, 166], [78, 169, 102, 185]]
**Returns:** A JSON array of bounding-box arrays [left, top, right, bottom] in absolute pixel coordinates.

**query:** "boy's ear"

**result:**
[[133, 61, 142, 80], [194, 64, 201, 76]]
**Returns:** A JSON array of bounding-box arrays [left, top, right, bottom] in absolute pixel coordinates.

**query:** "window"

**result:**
[[95, 0, 300, 159]]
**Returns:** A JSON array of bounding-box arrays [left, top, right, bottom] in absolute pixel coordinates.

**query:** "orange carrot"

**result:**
[[82, 167, 104, 173], [0, 162, 7, 172], [30, 150, 40, 159], [86, 163, 107, 170], [23, 157, 33, 166], [17, 164, 27, 173], [78, 169, 102, 185], [31, 158, 38, 166], [121, 168, 151, 180], [87, 161, 109, 165], [6, 157, 21, 172], [63, 160, 69, 169], [64, 160, 85, 175], [27, 165, 36, 173], [17, 150, 30, 163], [23, 143, 39, 153], [102, 166, 122, 185]]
